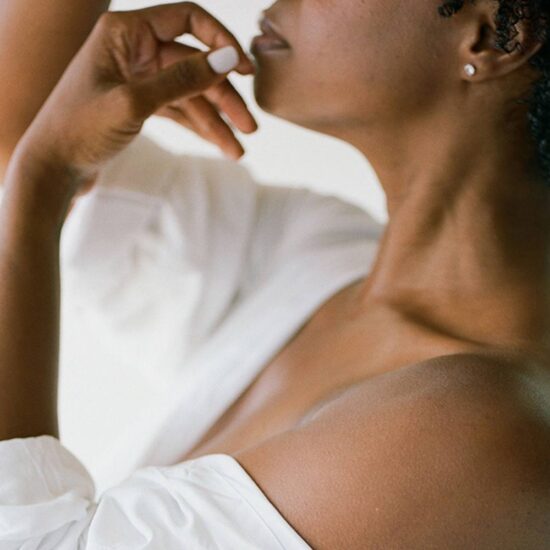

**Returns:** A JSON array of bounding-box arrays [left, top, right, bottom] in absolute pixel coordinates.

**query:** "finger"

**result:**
[[158, 41, 258, 133], [155, 104, 195, 132], [184, 96, 246, 159], [129, 2, 255, 75], [157, 40, 202, 69], [159, 98, 245, 160], [130, 46, 240, 116], [204, 79, 258, 134]]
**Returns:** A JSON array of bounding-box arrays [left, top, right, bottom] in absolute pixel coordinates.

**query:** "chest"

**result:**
[[178, 281, 440, 462]]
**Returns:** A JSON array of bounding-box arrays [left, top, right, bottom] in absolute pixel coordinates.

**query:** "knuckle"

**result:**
[[182, 2, 198, 9], [97, 10, 121, 29], [95, 11, 128, 40], [174, 62, 202, 89]]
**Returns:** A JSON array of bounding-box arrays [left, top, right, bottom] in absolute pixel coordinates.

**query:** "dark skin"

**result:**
[[0, 1, 550, 548], [0, 0, 257, 181]]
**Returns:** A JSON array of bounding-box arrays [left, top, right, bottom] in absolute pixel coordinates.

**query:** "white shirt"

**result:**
[[0, 134, 385, 548]]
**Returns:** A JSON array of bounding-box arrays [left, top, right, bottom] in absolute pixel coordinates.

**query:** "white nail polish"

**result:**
[[207, 46, 239, 74]]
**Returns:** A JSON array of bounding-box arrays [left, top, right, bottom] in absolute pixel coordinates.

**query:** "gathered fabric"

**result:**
[[0, 133, 384, 548]]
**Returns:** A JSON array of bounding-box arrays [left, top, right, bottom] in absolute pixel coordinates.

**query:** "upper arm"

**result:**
[[0, 0, 110, 177], [234, 356, 550, 549]]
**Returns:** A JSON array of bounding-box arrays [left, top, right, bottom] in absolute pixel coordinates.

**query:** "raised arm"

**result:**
[[0, 0, 112, 181], [0, 0, 258, 183], [0, 2, 253, 440]]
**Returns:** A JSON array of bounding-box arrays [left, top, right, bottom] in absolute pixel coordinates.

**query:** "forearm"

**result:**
[[0, 0, 111, 179], [0, 156, 74, 440]]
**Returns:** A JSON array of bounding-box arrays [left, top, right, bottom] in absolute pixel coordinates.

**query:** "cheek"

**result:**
[[285, 18, 370, 102], [296, 14, 449, 120], [287, 18, 399, 116]]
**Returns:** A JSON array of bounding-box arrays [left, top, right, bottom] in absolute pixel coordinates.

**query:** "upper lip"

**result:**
[[258, 15, 290, 47]]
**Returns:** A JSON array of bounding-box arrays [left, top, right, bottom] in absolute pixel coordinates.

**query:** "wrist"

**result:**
[[4, 144, 86, 228]]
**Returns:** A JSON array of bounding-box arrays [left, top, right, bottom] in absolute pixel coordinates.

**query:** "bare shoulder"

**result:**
[[385, 349, 550, 424], [234, 352, 550, 549]]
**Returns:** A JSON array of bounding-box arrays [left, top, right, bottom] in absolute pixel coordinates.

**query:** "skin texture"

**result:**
[[251, 0, 550, 354], [0, 4, 257, 441], [0, 0, 257, 183], [0, 0, 111, 165], [0, 0, 549, 548]]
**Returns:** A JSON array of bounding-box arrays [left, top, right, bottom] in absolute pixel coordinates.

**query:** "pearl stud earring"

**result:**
[[464, 63, 477, 77]]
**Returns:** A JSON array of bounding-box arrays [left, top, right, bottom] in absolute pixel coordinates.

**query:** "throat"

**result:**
[[361, 188, 550, 355]]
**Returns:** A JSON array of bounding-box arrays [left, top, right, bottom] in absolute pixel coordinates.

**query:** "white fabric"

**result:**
[[0, 133, 385, 548], [0, 437, 310, 549]]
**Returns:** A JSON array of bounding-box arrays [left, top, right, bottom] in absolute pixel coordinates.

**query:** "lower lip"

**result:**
[[250, 34, 290, 54]]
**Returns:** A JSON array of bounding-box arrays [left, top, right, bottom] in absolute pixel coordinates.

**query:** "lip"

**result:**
[[250, 34, 290, 54], [256, 15, 290, 48]]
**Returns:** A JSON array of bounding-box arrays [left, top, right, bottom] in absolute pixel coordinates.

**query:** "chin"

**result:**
[[250, 67, 329, 134], [252, 73, 280, 115], [252, 71, 299, 123]]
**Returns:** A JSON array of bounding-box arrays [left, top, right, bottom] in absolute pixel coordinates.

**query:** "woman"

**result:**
[[0, 0, 549, 548]]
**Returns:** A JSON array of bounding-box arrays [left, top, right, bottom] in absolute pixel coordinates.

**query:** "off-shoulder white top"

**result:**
[[0, 134, 384, 548]]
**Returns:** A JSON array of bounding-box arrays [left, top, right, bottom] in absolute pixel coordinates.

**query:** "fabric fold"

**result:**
[[2, 132, 386, 548], [0, 436, 311, 549]]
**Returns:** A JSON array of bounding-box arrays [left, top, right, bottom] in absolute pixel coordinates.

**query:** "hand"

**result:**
[[13, 2, 258, 198], [152, 41, 258, 162]]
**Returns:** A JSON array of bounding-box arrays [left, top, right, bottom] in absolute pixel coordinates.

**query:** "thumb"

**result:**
[[132, 45, 240, 116]]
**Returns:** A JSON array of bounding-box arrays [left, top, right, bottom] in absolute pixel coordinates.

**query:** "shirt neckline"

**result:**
[[180, 452, 313, 548]]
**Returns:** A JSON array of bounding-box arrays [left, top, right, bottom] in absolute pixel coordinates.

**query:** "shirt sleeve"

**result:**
[[241, 182, 385, 295], [59, 133, 384, 387], [59, 133, 265, 385], [0, 436, 311, 549]]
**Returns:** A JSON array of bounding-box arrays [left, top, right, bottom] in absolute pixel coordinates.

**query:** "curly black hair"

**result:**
[[438, 0, 550, 188]]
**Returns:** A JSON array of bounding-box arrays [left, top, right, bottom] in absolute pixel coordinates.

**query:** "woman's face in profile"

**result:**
[[251, 0, 457, 137]]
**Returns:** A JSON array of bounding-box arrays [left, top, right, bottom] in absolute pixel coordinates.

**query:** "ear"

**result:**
[[458, 0, 545, 81]]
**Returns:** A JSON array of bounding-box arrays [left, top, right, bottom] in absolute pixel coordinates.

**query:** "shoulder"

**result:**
[[234, 352, 550, 549], [405, 350, 550, 438]]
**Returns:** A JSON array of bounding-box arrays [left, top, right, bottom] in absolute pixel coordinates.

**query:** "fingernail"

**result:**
[[207, 46, 239, 74]]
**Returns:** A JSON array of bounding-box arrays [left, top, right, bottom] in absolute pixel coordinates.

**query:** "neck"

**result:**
[[341, 107, 550, 355]]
